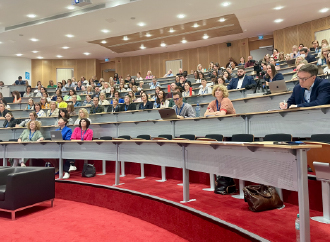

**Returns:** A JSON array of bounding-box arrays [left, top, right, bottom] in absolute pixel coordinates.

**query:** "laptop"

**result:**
[[142, 84, 150, 89], [50, 131, 63, 141], [268, 80, 288, 94], [286, 59, 296, 67], [158, 109, 179, 120]]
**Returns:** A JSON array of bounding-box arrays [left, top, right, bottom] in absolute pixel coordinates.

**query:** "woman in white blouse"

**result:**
[[34, 103, 46, 117], [99, 93, 110, 106], [182, 81, 195, 97], [198, 79, 212, 95]]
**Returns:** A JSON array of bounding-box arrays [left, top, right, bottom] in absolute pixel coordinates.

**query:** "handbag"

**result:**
[[82, 163, 96, 178], [214, 176, 236, 195], [243, 185, 283, 212]]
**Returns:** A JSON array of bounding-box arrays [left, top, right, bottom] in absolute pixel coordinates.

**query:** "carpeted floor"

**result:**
[[0, 198, 187, 242]]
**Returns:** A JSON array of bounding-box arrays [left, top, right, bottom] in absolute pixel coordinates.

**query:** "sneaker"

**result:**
[[63, 172, 70, 179], [69, 165, 77, 171]]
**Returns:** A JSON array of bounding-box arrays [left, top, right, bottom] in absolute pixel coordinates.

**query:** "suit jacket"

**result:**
[[119, 103, 136, 112], [139, 101, 153, 110], [227, 75, 255, 90], [264, 73, 284, 82], [305, 53, 316, 63], [287, 77, 330, 108]]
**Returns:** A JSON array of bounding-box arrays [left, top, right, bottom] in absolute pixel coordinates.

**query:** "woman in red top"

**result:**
[[71, 118, 93, 141]]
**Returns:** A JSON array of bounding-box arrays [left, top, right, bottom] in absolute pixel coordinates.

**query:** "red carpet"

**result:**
[[0, 199, 187, 242]]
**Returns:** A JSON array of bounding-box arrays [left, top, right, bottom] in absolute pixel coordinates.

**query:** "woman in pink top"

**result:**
[[71, 118, 93, 140], [145, 70, 153, 79]]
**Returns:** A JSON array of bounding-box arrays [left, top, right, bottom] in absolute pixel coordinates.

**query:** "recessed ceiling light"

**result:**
[[30, 38, 39, 42], [273, 6, 284, 10], [27, 14, 36, 18], [62, 46, 70, 49], [160, 42, 166, 47], [137, 22, 146, 27], [56, 55, 63, 58], [101, 40, 107, 44], [169, 28, 175, 33], [221, 2, 231, 7], [101, 29, 110, 33], [145, 33, 151, 37], [192, 23, 199, 28], [181, 39, 187, 44], [0, 42, 2, 44], [66, 34, 74, 38], [219, 18, 226, 22], [32, 51, 39, 53], [203, 34, 209, 39], [37, 56, 43, 59], [177, 14, 186, 19], [16, 54, 23, 56], [319, 8, 329, 13], [83, 52, 90, 55], [140, 44, 146, 49], [67, 6, 75, 10], [274, 19, 283, 23], [123, 36, 129, 41]]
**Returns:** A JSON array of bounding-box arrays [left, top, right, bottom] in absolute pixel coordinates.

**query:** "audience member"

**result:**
[[82, 95, 93, 106], [166, 82, 177, 99], [23, 86, 34, 97], [227, 66, 255, 90], [300, 48, 316, 63], [43, 91, 51, 103], [13, 76, 25, 85], [324, 53, 330, 74], [295, 56, 308, 67], [65, 79, 74, 88], [57, 96, 67, 108], [182, 81, 194, 97], [34, 103, 46, 117], [280, 64, 330, 109], [146, 71, 153, 79], [90, 97, 104, 114], [244, 56, 254, 68], [55, 109, 73, 126], [226, 67, 236, 78], [238, 57, 245, 66], [74, 108, 91, 125], [93, 87, 101, 98], [75, 80, 85, 91], [12, 91, 21, 103], [222, 70, 232, 84], [40, 97, 50, 109], [136, 72, 143, 81], [269, 57, 280, 70], [118, 83, 126, 92], [71, 118, 93, 141], [51, 89, 62, 101], [17, 112, 41, 127], [317, 47, 329, 66], [67, 104, 76, 116], [177, 68, 184, 76], [285, 54, 291, 61], [139, 93, 153, 110], [209, 62, 214, 71], [47, 80, 57, 88], [198, 79, 212, 95], [196, 72, 204, 83], [3, 112, 18, 128], [110, 92, 124, 104], [64, 89, 81, 101], [197, 64, 204, 73], [85, 85, 93, 95], [99, 93, 110, 105], [149, 77, 160, 89], [25, 98, 35, 110], [120, 95, 136, 111], [164, 69, 174, 77], [278, 52, 285, 61], [0, 81, 4, 87], [128, 91, 136, 102], [193, 71, 199, 80], [291, 63, 305, 80], [312, 40, 321, 53], [217, 76, 227, 86], [47, 101, 59, 117], [172, 92, 195, 119], [264, 64, 284, 83], [155, 90, 169, 108], [263, 54, 270, 63], [272, 49, 279, 60]]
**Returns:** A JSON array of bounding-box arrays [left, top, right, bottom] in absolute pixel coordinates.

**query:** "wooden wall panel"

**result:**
[[179, 49, 189, 74], [168, 51, 179, 61], [41, 60, 52, 86], [131, 56, 141, 77], [298, 22, 312, 48], [312, 17, 328, 32], [198, 46, 208, 70], [284, 26, 298, 54], [219, 43, 229, 67], [32, 60, 43, 85], [208, 44, 219, 65], [274, 29, 285, 54], [159, 52, 169, 78], [188, 48, 198, 73], [121, 57, 132, 77], [86, 59, 96, 79], [115, 58, 122, 77], [140, 55, 150, 78], [77, 60, 87, 79], [150, 54, 160, 78], [96, 60, 101, 80], [248, 38, 273, 52], [229, 40, 240, 64]]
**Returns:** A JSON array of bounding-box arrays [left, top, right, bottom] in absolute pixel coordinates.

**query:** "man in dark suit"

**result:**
[[300, 48, 316, 63], [280, 64, 330, 109], [227, 66, 255, 90]]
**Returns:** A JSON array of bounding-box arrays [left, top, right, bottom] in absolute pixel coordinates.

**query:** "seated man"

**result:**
[[280, 64, 330, 109], [176, 68, 184, 76], [13, 76, 26, 85], [300, 48, 316, 63], [244, 56, 254, 68], [172, 92, 195, 119], [163, 69, 173, 77], [90, 96, 104, 114], [227, 66, 255, 90], [168, 86, 187, 107], [149, 77, 160, 89]]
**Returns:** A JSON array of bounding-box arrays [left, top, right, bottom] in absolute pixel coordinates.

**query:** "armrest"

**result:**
[[0, 168, 15, 186]]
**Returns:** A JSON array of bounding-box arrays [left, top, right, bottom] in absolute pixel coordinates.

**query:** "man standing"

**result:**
[[90, 96, 104, 114], [172, 92, 195, 119], [280, 64, 330, 109], [227, 66, 255, 90]]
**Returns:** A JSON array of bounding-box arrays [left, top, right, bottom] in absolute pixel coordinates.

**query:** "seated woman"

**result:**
[[71, 95, 81, 107], [196, 72, 204, 83], [204, 85, 236, 117], [34, 102, 46, 117], [137, 81, 144, 91], [264, 64, 284, 83], [217, 76, 227, 86], [0, 99, 10, 110], [14, 120, 44, 166], [269, 57, 281, 71], [74, 108, 91, 125], [151, 86, 161, 100], [85, 85, 94, 95], [238, 57, 245, 66], [128, 91, 136, 102], [118, 83, 126, 92], [324, 52, 330, 73], [182, 81, 195, 97], [57, 95, 68, 109], [40, 97, 50, 109], [36, 86, 47, 98], [193, 71, 198, 80], [126, 82, 134, 92], [23, 86, 34, 97], [139, 92, 153, 110], [155, 90, 169, 108], [75, 80, 85, 91], [25, 98, 35, 110], [198, 79, 212, 95], [108, 98, 120, 112], [55, 109, 73, 126], [57, 82, 67, 92], [47, 80, 57, 88], [145, 70, 153, 79], [110, 92, 124, 104], [71, 118, 93, 141], [222, 70, 232, 84], [82, 94, 93, 106], [107, 86, 116, 98], [17, 111, 42, 127], [34, 84, 42, 96], [3, 112, 18, 128], [47, 101, 59, 117], [12, 91, 22, 103], [120, 95, 136, 112], [51, 89, 62, 101], [64, 89, 81, 101], [99, 93, 110, 105], [43, 91, 51, 103], [65, 79, 74, 88], [67, 103, 76, 116]]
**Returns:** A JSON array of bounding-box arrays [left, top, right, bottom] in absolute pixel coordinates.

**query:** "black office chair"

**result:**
[[136, 135, 151, 140], [179, 134, 196, 140], [44, 138, 52, 141], [264, 133, 292, 142], [205, 134, 224, 141], [231, 134, 254, 142], [117, 135, 131, 140], [310, 134, 330, 143], [99, 136, 113, 140], [0, 140, 3, 142], [158, 134, 173, 140], [8, 139, 18, 142]]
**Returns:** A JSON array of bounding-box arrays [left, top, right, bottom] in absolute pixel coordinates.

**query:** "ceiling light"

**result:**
[[56, 55, 63, 58], [181, 39, 187, 44], [160, 42, 166, 47], [101, 40, 107, 44], [274, 19, 283, 23], [67, 6, 75, 10], [101, 29, 110, 33], [27, 14, 36, 18], [145, 33, 151, 37], [83, 52, 90, 55], [66, 34, 74, 38], [169, 28, 175, 33], [273, 6, 284, 10], [319, 8, 329, 13], [203, 34, 209, 39], [123, 36, 129, 41], [16, 54, 23, 56], [30, 38, 39, 42], [0, 42, 2, 44], [137, 22, 146, 27], [62, 46, 70, 49], [37, 56, 43, 59], [140, 44, 146, 50], [221, 2, 231, 7], [177, 14, 186, 19], [32, 51, 39, 53], [192, 23, 199, 28], [219, 18, 226, 22]]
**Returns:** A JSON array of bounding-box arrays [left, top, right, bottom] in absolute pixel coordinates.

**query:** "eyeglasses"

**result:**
[[173, 98, 180, 101], [297, 75, 314, 82]]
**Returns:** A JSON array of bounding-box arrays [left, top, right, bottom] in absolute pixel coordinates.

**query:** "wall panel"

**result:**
[[198, 46, 208, 70], [130, 56, 141, 77], [77, 60, 87, 79], [140, 55, 150, 78], [41, 60, 52, 86], [188, 48, 198, 73], [219, 43, 229, 67], [121, 57, 132, 77], [298, 22, 312, 48], [179, 49, 189, 74], [159, 52, 169, 77], [208, 44, 219, 65], [86, 59, 96, 79], [284, 26, 298, 54], [150, 54, 160, 78]]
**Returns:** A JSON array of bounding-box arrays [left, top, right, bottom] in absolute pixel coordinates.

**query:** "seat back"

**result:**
[[137, 135, 151, 140], [118, 135, 131, 140], [264, 133, 292, 142], [100, 136, 113, 140], [158, 134, 173, 140], [311, 134, 330, 143], [9, 139, 18, 142], [232, 134, 254, 142], [179, 134, 196, 140], [205, 134, 224, 141]]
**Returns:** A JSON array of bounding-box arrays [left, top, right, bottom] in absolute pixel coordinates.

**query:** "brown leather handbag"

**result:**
[[243, 185, 283, 212]]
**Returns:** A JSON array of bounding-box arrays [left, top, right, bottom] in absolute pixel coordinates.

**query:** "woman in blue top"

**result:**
[[139, 92, 153, 110], [264, 64, 284, 83]]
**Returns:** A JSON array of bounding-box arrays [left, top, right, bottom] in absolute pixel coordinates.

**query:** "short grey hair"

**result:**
[[298, 64, 318, 77]]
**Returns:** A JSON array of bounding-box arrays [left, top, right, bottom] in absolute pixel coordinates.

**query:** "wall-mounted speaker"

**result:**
[[226, 43, 231, 47]]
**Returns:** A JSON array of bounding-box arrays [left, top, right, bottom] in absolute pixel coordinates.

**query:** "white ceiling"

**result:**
[[0, 0, 329, 60]]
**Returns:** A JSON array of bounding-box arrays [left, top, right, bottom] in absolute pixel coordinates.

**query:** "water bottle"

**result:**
[[153, 102, 158, 109], [295, 214, 300, 242], [195, 102, 200, 117]]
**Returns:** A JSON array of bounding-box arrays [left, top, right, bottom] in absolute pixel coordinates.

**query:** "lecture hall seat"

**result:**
[[231, 134, 254, 142], [310, 134, 330, 143], [264, 133, 292, 142], [205, 134, 224, 141]]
